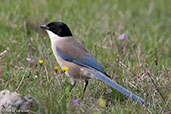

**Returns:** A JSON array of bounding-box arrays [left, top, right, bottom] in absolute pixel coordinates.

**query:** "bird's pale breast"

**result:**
[[51, 39, 91, 80]]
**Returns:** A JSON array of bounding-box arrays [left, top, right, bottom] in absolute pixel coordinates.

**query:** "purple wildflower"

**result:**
[[30, 37, 34, 41], [26, 58, 32, 61], [118, 33, 126, 40], [72, 98, 78, 106], [0, 50, 7, 56]]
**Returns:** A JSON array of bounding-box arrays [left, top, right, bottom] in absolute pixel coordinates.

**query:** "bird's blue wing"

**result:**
[[56, 48, 106, 74]]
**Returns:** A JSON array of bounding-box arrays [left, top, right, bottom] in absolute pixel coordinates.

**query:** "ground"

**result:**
[[0, 0, 170, 113]]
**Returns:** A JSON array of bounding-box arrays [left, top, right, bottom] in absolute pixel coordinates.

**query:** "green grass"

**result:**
[[0, 0, 170, 113]]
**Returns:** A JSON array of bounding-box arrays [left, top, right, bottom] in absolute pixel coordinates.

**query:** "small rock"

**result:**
[[0, 90, 33, 114]]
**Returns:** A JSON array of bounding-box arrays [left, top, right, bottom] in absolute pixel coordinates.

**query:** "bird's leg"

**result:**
[[83, 80, 89, 92], [69, 81, 76, 92]]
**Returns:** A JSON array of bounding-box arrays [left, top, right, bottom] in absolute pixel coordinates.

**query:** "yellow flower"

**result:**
[[54, 66, 59, 70], [61, 66, 68, 71], [39, 60, 43, 64], [98, 97, 106, 107]]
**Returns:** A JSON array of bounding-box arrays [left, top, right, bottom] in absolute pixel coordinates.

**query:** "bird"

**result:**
[[40, 21, 150, 106]]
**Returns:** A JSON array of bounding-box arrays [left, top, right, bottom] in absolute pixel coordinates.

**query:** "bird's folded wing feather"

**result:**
[[56, 37, 106, 74]]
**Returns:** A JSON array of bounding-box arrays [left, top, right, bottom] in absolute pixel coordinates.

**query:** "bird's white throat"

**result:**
[[46, 30, 62, 43]]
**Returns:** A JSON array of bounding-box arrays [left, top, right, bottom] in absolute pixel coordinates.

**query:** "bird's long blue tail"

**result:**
[[92, 71, 151, 106]]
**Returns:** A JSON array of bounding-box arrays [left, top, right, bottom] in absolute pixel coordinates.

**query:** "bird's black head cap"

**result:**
[[40, 21, 72, 37]]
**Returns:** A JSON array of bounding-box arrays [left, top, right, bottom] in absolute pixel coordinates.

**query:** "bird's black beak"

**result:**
[[40, 24, 49, 29]]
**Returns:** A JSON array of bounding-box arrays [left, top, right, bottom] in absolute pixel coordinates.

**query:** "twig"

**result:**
[[147, 72, 165, 102], [161, 99, 169, 114], [16, 68, 27, 91], [118, 60, 136, 76]]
